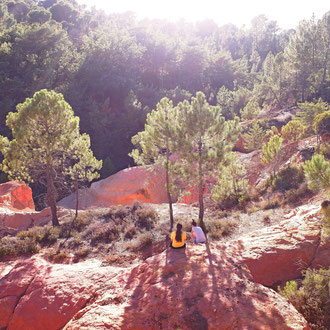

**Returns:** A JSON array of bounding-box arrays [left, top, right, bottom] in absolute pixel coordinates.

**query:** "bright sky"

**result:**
[[77, 0, 329, 29]]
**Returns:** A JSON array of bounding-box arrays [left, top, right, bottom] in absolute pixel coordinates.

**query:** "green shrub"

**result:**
[[242, 122, 266, 151], [134, 206, 157, 230], [0, 236, 39, 258], [303, 154, 330, 191], [240, 99, 261, 121], [313, 110, 330, 135], [72, 214, 90, 231], [278, 267, 330, 329], [321, 201, 330, 238], [48, 251, 69, 263], [205, 218, 238, 239], [129, 232, 153, 251], [281, 120, 305, 142], [124, 224, 136, 239], [90, 223, 119, 245], [262, 199, 280, 210], [273, 166, 305, 192]]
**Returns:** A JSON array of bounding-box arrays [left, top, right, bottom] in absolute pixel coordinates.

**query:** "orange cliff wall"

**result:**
[[58, 166, 170, 209]]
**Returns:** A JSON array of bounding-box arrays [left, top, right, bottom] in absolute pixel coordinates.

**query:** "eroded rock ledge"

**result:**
[[1, 204, 328, 329]]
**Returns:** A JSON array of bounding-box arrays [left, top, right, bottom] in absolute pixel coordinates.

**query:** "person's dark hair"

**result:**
[[192, 220, 197, 226], [175, 223, 182, 242]]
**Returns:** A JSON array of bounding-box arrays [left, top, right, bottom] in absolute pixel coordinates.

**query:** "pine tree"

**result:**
[[216, 85, 235, 120], [242, 122, 267, 151], [240, 99, 261, 121], [303, 154, 330, 191], [260, 135, 283, 177], [0, 89, 102, 226], [176, 92, 240, 230], [295, 99, 329, 134], [130, 97, 178, 231], [281, 120, 305, 142], [211, 152, 248, 204]]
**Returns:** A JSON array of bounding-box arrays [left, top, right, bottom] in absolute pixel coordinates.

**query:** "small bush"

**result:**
[[278, 267, 330, 329], [273, 166, 305, 192], [263, 213, 271, 224], [129, 232, 153, 251], [72, 214, 90, 231], [319, 142, 330, 160], [90, 223, 119, 245], [48, 251, 69, 263], [134, 205, 157, 230], [104, 205, 130, 222], [0, 236, 39, 258], [285, 184, 310, 205], [74, 247, 89, 260], [124, 224, 136, 239], [321, 201, 330, 238], [262, 199, 280, 210], [206, 218, 238, 239]]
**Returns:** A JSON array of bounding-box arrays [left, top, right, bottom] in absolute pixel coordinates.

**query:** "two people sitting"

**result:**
[[170, 221, 206, 249]]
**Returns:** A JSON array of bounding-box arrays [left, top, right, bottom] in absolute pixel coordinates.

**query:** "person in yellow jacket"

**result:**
[[170, 223, 187, 249]]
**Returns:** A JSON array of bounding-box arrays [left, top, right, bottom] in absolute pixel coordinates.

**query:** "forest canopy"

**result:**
[[0, 0, 329, 176]]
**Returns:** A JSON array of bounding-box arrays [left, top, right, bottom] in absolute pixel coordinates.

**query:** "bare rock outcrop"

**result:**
[[0, 207, 71, 235], [0, 181, 34, 211], [228, 204, 328, 287], [58, 166, 168, 209], [0, 182, 72, 235], [0, 257, 120, 330], [239, 135, 318, 187], [2, 203, 326, 329]]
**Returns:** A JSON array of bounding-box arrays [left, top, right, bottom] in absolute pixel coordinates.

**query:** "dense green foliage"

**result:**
[[0, 89, 101, 225], [278, 267, 330, 329], [303, 154, 330, 192], [175, 92, 240, 228], [260, 135, 283, 176], [0, 0, 328, 176], [295, 99, 330, 135], [281, 120, 305, 142], [242, 122, 266, 151], [211, 152, 248, 206], [130, 97, 178, 230]]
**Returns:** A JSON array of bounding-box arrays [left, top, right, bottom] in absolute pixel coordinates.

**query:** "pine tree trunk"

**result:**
[[46, 165, 59, 227], [165, 147, 174, 231], [75, 180, 79, 219], [198, 137, 205, 232]]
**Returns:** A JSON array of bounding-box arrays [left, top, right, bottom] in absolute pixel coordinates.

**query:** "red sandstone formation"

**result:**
[[58, 166, 168, 209], [0, 207, 70, 234], [0, 181, 34, 211], [229, 204, 328, 287], [0, 182, 70, 235], [1, 203, 325, 329]]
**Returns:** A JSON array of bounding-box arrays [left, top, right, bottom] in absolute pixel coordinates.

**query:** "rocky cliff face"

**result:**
[[58, 166, 168, 209], [1, 202, 326, 329]]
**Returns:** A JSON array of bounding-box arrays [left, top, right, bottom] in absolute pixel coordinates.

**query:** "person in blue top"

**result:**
[[191, 220, 206, 244]]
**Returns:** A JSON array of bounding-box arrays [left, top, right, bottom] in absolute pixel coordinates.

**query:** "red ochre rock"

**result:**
[[1, 203, 325, 329], [228, 204, 324, 287], [0, 207, 70, 234], [0, 181, 66, 233], [0, 181, 34, 211], [58, 166, 168, 209]]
